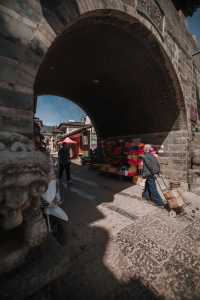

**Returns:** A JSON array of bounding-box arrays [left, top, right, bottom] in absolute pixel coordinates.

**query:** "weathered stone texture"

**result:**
[[0, 131, 49, 275], [0, 0, 200, 297], [115, 212, 200, 300]]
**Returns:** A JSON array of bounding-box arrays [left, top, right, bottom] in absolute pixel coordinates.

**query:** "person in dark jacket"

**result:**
[[58, 143, 71, 182], [141, 144, 164, 207]]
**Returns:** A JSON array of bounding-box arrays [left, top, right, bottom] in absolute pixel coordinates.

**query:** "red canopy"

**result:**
[[58, 137, 77, 144]]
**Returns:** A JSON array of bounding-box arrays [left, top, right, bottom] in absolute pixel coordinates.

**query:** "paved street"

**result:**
[[54, 162, 200, 300]]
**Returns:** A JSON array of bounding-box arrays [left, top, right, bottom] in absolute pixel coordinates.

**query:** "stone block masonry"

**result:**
[[0, 0, 200, 298]]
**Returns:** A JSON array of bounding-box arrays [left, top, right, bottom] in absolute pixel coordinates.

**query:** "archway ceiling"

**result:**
[[35, 20, 180, 138]]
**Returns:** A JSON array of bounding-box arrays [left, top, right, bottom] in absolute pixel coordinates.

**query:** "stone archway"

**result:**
[[0, 1, 199, 298], [0, 1, 195, 186], [34, 9, 188, 183]]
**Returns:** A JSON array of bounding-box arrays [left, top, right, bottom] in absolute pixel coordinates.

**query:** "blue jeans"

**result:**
[[143, 175, 164, 206]]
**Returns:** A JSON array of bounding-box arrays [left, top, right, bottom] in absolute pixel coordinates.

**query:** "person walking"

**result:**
[[58, 143, 71, 182], [141, 144, 165, 207]]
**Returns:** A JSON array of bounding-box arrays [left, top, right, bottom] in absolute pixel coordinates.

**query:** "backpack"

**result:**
[[143, 153, 160, 175]]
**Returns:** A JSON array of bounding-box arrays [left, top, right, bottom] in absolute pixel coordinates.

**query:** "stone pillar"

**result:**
[[0, 1, 53, 278]]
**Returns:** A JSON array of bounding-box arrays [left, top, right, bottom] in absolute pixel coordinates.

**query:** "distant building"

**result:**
[[57, 117, 97, 158], [56, 121, 85, 135], [33, 117, 97, 158]]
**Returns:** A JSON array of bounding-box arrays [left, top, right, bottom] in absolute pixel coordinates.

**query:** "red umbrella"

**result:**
[[58, 137, 77, 144]]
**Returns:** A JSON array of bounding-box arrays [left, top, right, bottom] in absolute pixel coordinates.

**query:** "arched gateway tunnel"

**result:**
[[35, 11, 185, 139], [34, 9, 189, 183], [0, 1, 200, 300]]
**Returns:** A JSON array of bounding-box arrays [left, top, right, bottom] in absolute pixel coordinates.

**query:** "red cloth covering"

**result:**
[[127, 150, 138, 156], [128, 171, 137, 176], [139, 143, 145, 148], [128, 159, 139, 166], [137, 149, 144, 155], [125, 142, 135, 148]]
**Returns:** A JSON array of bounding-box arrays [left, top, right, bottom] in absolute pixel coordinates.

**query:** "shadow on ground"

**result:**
[[29, 162, 162, 300]]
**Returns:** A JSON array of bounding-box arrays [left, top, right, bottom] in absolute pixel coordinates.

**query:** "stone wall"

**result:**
[[0, 0, 200, 293], [0, 1, 56, 136]]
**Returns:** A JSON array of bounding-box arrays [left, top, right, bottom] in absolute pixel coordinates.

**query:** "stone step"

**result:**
[[112, 193, 158, 218]]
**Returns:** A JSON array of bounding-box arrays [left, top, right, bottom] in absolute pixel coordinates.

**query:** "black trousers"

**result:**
[[59, 164, 71, 181]]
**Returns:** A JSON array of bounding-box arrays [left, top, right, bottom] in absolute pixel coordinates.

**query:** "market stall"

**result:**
[[95, 138, 158, 185]]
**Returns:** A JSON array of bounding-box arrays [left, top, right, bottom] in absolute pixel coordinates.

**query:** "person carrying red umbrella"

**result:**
[[58, 137, 77, 183]]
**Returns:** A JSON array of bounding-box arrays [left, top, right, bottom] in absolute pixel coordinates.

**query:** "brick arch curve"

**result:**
[[34, 9, 187, 138], [0, 0, 192, 184]]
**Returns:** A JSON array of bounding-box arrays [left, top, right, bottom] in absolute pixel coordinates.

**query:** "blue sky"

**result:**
[[187, 9, 200, 45], [36, 95, 85, 126], [36, 9, 200, 126]]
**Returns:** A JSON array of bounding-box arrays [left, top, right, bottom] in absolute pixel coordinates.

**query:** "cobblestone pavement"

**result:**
[[56, 163, 200, 300]]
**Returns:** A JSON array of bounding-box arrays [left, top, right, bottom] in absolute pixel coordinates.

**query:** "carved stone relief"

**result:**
[[0, 131, 49, 275]]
